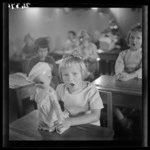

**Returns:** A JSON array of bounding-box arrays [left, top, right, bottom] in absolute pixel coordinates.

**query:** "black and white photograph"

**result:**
[[3, 3, 148, 148]]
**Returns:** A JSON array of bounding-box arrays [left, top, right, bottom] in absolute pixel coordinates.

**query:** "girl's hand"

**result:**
[[116, 72, 129, 81], [54, 118, 71, 130], [117, 72, 134, 81]]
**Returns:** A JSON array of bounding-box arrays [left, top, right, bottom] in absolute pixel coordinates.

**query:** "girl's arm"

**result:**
[[69, 109, 100, 126], [55, 109, 101, 129], [132, 61, 142, 78], [118, 61, 142, 81], [115, 51, 125, 75], [89, 44, 98, 61]]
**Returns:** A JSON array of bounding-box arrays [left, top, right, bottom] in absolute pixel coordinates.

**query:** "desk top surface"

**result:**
[[9, 110, 113, 141], [97, 49, 120, 54], [93, 75, 142, 96]]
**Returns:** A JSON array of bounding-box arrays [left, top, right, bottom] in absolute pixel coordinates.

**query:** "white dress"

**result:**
[[35, 86, 69, 133]]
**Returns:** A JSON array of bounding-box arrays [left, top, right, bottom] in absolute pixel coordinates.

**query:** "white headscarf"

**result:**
[[28, 62, 51, 81]]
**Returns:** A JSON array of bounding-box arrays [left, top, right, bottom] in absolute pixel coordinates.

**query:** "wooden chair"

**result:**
[[97, 90, 114, 139], [99, 91, 113, 130], [72, 90, 114, 140]]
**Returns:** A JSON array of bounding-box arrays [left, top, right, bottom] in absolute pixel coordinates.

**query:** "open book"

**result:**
[[9, 73, 34, 89]]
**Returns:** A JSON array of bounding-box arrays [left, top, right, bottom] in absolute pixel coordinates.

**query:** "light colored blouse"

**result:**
[[64, 39, 78, 51], [56, 82, 104, 126], [115, 48, 142, 78]]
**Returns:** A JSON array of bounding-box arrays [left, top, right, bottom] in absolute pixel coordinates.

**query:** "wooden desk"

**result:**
[[9, 110, 114, 141], [9, 73, 36, 117], [97, 49, 120, 61], [93, 75, 142, 110], [15, 84, 36, 117], [97, 49, 120, 75]]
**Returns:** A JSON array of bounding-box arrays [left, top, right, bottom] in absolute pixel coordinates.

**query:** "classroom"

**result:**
[[5, 4, 148, 147]]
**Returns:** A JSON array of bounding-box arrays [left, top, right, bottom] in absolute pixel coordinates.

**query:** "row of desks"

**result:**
[[8, 74, 142, 141], [53, 49, 120, 75], [52, 49, 120, 63], [8, 49, 142, 141]]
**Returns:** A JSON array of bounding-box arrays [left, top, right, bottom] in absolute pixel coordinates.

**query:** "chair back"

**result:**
[[100, 90, 113, 130]]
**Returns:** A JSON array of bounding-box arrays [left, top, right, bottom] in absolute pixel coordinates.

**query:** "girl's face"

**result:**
[[61, 64, 83, 92], [79, 38, 89, 47], [82, 39, 89, 47], [129, 31, 142, 51], [67, 32, 74, 40], [36, 70, 52, 87], [38, 48, 48, 60]]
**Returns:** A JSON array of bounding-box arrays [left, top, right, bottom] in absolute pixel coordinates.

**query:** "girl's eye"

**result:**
[[63, 74, 68, 77], [37, 81, 43, 84], [73, 73, 77, 75]]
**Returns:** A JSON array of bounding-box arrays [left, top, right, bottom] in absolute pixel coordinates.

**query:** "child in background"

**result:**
[[64, 30, 78, 52], [114, 24, 142, 129], [28, 62, 69, 133], [54, 55, 104, 131], [72, 30, 99, 81], [26, 37, 60, 89], [21, 33, 36, 60], [115, 23, 142, 81]]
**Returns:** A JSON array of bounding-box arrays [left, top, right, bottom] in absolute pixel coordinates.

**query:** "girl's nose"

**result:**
[[68, 74, 74, 80], [132, 38, 136, 42]]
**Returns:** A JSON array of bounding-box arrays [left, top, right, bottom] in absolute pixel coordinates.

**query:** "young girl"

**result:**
[[64, 30, 78, 52], [115, 23, 142, 81], [54, 55, 104, 131], [114, 23, 142, 129], [28, 62, 69, 133]]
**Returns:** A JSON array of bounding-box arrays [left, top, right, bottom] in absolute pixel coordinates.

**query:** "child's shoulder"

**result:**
[[85, 81, 98, 92], [119, 49, 130, 55], [47, 55, 55, 61], [56, 83, 66, 90], [28, 55, 39, 63]]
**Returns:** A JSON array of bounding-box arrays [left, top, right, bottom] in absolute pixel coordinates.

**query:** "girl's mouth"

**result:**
[[70, 83, 75, 86]]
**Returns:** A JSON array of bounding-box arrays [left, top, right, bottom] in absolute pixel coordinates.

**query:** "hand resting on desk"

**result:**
[[115, 72, 138, 81]]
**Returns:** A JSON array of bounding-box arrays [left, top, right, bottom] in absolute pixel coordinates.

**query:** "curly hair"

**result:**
[[126, 23, 142, 45], [35, 37, 50, 52], [78, 30, 91, 43]]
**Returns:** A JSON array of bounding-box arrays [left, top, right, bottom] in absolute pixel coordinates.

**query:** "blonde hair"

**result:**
[[78, 30, 91, 43], [58, 55, 89, 82], [126, 23, 142, 45]]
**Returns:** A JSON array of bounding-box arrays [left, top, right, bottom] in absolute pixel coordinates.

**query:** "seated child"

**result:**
[[54, 55, 104, 131], [72, 30, 99, 81], [115, 23, 142, 81], [26, 37, 60, 89], [114, 23, 142, 129], [28, 62, 69, 134], [64, 30, 78, 52]]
